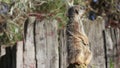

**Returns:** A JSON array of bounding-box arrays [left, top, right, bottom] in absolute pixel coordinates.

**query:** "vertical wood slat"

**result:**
[[59, 29, 68, 68], [103, 30, 108, 68], [35, 20, 59, 68], [35, 20, 46, 68], [16, 41, 23, 68], [102, 28, 120, 68], [103, 29, 113, 68], [83, 19, 106, 68], [46, 20, 59, 68], [114, 29, 120, 68], [23, 17, 36, 68]]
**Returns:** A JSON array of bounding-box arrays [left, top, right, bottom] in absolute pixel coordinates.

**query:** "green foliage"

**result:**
[[109, 58, 114, 68], [0, 0, 26, 45], [0, 0, 11, 3], [34, 0, 68, 29], [0, 20, 23, 45]]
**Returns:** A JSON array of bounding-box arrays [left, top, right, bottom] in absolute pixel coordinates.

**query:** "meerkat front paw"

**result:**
[[77, 34, 89, 45], [83, 36, 89, 45]]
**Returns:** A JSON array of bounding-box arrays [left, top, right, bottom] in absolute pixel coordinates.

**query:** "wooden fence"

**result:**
[[0, 17, 120, 68]]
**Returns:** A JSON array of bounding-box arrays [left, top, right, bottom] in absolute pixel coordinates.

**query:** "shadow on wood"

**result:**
[[0, 44, 16, 68]]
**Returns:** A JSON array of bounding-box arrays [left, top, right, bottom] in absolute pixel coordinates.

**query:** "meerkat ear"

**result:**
[[65, 0, 74, 7]]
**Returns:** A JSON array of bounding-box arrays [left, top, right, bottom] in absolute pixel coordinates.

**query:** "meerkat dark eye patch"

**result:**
[[75, 9, 79, 14], [68, 7, 76, 17]]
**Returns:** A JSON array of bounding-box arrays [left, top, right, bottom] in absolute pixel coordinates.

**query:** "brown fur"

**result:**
[[66, 5, 92, 66]]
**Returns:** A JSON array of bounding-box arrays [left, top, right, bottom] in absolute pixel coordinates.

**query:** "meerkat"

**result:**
[[66, 5, 92, 67]]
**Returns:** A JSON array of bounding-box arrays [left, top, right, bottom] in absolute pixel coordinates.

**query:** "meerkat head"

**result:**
[[67, 5, 86, 21]]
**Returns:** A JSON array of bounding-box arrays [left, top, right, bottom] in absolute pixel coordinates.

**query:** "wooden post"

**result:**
[[83, 19, 106, 68], [35, 20, 59, 68], [59, 29, 68, 68], [23, 17, 36, 68], [16, 41, 23, 68]]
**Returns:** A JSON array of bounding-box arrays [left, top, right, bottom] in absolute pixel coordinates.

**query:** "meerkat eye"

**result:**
[[75, 9, 79, 14]]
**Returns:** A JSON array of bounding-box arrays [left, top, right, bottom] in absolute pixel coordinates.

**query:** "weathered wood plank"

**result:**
[[114, 28, 120, 68], [16, 41, 23, 68], [35, 20, 47, 68], [103, 28, 120, 68], [45, 20, 59, 68], [103, 29, 112, 68], [84, 19, 106, 68], [59, 29, 68, 68], [35, 20, 59, 68], [23, 17, 36, 68]]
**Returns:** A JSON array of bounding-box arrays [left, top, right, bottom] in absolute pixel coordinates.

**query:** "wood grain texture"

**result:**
[[59, 29, 68, 68], [83, 19, 106, 68], [16, 41, 23, 68], [35, 20, 59, 68], [23, 17, 36, 68]]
